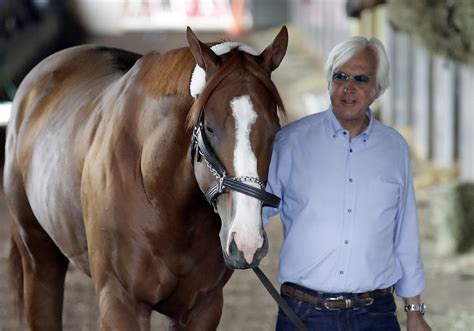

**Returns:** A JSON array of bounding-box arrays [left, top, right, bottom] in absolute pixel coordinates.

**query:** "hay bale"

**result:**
[[429, 182, 474, 255], [456, 182, 474, 253], [429, 184, 462, 255]]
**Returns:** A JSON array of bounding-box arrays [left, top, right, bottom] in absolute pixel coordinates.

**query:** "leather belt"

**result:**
[[281, 283, 393, 311]]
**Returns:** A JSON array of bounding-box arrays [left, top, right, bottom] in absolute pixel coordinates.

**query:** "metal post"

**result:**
[[459, 64, 474, 181], [381, 22, 396, 125], [432, 55, 456, 168], [412, 43, 431, 160], [393, 32, 411, 128]]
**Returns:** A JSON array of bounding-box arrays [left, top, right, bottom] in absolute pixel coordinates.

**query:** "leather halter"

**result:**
[[191, 112, 281, 210]]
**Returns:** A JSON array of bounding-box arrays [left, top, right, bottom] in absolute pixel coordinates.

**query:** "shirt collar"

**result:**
[[326, 106, 374, 138]]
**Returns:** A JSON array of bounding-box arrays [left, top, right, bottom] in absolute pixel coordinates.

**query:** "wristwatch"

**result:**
[[404, 303, 426, 315]]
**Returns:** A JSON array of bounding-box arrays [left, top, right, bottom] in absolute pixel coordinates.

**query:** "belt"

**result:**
[[281, 283, 393, 311]]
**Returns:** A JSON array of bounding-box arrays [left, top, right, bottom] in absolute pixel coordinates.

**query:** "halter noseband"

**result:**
[[191, 112, 281, 210]]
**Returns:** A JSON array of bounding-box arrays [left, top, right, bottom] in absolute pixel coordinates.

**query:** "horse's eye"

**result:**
[[205, 125, 215, 136]]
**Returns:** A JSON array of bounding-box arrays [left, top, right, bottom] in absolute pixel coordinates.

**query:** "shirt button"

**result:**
[[344, 240, 349, 244], [348, 209, 352, 213], [333, 134, 336, 138], [349, 178, 353, 182], [350, 148, 353, 152], [339, 271, 344, 275], [343, 131, 347, 135]]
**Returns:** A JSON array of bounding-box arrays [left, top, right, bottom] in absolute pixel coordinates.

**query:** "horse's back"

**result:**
[[4, 45, 141, 273], [9, 44, 141, 148]]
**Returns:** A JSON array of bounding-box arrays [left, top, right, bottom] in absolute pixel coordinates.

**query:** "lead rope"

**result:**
[[253, 267, 308, 331]]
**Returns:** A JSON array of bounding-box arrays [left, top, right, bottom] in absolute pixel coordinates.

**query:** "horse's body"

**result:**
[[4, 27, 288, 330]]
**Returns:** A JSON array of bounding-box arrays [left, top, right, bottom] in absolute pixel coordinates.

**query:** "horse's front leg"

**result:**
[[168, 282, 228, 331], [87, 236, 153, 330], [94, 276, 152, 331]]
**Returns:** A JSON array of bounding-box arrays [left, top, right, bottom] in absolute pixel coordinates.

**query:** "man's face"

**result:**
[[329, 48, 378, 127]]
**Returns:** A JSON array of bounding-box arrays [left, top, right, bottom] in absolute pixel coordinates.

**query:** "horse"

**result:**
[[3, 26, 288, 330]]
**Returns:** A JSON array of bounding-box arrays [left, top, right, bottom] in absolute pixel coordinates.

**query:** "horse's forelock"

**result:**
[[186, 50, 285, 131]]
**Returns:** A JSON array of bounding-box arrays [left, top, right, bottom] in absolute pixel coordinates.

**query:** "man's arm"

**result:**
[[395, 144, 431, 331]]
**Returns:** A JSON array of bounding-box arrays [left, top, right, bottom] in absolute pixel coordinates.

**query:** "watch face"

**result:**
[[420, 303, 426, 314]]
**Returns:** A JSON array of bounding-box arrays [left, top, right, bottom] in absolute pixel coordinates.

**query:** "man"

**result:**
[[263, 36, 432, 331]]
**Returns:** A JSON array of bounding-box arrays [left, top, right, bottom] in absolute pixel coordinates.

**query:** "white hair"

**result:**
[[324, 36, 390, 97]]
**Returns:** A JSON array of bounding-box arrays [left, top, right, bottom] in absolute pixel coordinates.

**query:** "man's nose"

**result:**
[[343, 79, 356, 92]]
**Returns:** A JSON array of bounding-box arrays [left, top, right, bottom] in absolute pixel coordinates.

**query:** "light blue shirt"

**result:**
[[263, 108, 425, 298]]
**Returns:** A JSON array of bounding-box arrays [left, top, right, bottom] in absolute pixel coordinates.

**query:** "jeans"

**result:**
[[276, 288, 401, 331]]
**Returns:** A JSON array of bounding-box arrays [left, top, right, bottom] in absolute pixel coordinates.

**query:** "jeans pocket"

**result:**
[[357, 305, 400, 331], [363, 294, 397, 317], [278, 295, 313, 321]]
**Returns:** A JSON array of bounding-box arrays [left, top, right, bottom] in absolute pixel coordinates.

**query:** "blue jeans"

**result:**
[[276, 287, 401, 331]]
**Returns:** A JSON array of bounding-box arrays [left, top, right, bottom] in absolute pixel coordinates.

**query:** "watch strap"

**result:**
[[404, 303, 426, 315]]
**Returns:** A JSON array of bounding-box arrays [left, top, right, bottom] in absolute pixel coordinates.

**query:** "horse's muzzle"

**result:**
[[223, 231, 269, 269]]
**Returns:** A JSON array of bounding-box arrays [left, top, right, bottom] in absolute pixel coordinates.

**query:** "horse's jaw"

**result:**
[[216, 193, 269, 269]]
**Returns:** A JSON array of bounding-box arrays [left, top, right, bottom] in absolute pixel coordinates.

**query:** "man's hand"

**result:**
[[406, 312, 431, 331], [403, 295, 431, 331]]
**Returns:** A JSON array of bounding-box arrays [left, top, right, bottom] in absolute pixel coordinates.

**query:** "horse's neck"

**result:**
[[128, 48, 204, 211], [137, 95, 200, 210]]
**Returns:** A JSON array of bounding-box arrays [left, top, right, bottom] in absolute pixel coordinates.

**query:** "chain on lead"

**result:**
[[229, 176, 265, 188], [202, 153, 221, 179], [201, 156, 225, 194]]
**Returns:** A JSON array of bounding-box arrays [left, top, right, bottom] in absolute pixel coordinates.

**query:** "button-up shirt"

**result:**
[[263, 108, 425, 298]]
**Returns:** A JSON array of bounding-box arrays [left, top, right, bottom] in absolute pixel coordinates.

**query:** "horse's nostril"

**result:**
[[228, 240, 236, 255], [226, 231, 236, 255]]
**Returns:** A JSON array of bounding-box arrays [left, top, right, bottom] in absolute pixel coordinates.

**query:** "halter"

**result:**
[[191, 112, 281, 211]]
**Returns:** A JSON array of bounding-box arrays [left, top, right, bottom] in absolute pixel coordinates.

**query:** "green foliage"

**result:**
[[388, 0, 474, 64]]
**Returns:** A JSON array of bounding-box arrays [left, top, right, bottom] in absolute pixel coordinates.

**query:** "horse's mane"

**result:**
[[137, 47, 196, 99], [186, 49, 286, 130]]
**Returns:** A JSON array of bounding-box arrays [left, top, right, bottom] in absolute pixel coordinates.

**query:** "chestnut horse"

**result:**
[[4, 27, 288, 330]]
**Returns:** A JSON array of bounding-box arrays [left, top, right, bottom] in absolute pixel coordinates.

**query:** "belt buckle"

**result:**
[[364, 297, 374, 306], [323, 295, 344, 311]]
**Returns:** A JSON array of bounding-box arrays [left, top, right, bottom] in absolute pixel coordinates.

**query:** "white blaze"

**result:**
[[228, 95, 263, 264]]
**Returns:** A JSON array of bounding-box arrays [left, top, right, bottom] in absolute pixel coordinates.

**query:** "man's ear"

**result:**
[[186, 26, 221, 76], [259, 25, 289, 72]]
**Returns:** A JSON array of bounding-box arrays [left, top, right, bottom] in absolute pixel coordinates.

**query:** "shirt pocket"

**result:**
[[367, 179, 400, 216]]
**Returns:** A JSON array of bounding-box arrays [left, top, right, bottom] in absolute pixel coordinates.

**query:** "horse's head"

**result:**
[[187, 27, 288, 269]]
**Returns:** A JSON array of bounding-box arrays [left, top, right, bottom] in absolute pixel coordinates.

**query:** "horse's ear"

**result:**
[[186, 26, 221, 75], [260, 25, 288, 72]]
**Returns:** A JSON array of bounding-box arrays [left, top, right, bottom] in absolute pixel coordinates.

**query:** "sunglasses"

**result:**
[[332, 71, 372, 85]]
